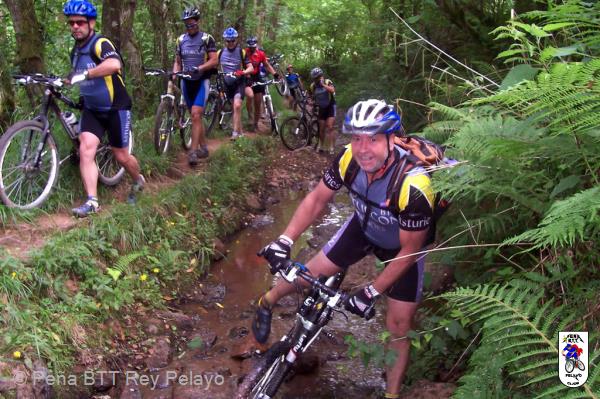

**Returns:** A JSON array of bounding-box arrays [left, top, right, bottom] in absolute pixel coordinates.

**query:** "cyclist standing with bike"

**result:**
[[217, 27, 253, 140], [285, 64, 305, 110], [308, 67, 337, 154], [243, 36, 279, 132], [64, 0, 145, 217], [173, 7, 218, 166], [254, 99, 435, 399]]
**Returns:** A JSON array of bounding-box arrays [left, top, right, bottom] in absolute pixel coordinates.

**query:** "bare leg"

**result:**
[[317, 119, 326, 151], [245, 85, 254, 123], [325, 116, 336, 152], [189, 105, 206, 151], [112, 147, 141, 181], [254, 92, 264, 128], [78, 132, 100, 197], [384, 299, 418, 395], [233, 97, 243, 134]]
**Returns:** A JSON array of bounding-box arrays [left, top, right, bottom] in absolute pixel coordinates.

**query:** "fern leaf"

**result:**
[[506, 348, 555, 365], [113, 251, 146, 272], [510, 358, 555, 375], [533, 384, 571, 399], [520, 370, 558, 386], [501, 338, 551, 352]]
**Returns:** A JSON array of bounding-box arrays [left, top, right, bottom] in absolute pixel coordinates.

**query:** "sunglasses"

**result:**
[[68, 19, 88, 27], [185, 22, 198, 29], [226, 39, 236, 43]]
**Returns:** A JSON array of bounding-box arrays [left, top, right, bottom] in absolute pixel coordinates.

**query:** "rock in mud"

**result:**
[[245, 194, 263, 211], [188, 327, 218, 353], [143, 318, 164, 336], [156, 310, 194, 330], [146, 337, 172, 371], [228, 326, 249, 340], [250, 214, 274, 228], [211, 238, 226, 261], [119, 386, 142, 399]]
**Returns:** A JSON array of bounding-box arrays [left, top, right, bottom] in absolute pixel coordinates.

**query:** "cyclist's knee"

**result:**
[[111, 148, 131, 164], [190, 109, 203, 121]]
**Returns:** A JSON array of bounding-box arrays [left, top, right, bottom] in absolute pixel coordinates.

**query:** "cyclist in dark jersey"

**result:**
[[64, 0, 145, 217], [308, 67, 336, 154], [255, 99, 435, 399], [218, 27, 253, 140], [243, 36, 278, 132], [173, 7, 218, 166]]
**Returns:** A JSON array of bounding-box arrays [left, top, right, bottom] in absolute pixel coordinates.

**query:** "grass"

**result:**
[[0, 136, 273, 373]]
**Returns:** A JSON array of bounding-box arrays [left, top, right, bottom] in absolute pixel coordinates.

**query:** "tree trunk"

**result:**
[[0, 17, 16, 129], [255, 0, 265, 41], [4, 0, 45, 74], [146, 0, 171, 69], [215, 0, 229, 41], [101, 0, 144, 100], [267, 0, 281, 42]]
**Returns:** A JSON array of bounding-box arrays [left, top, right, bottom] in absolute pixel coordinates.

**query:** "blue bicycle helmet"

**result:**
[[181, 7, 200, 20], [246, 36, 258, 47], [63, 0, 97, 18], [342, 99, 402, 136], [223, 27, 239, 40]]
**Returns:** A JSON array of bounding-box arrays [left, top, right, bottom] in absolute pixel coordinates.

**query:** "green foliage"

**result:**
[[440, 281, 599, 398]]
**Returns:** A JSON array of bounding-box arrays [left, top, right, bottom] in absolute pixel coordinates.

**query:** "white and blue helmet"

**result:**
[[342, 99, 402, 136]]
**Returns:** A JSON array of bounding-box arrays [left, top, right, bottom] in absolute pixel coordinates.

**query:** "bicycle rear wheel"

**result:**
[[153, 100, 173, 155], [0, 120, 59, 209], [97, 129, 132, 186], [178, 104, 192, 150], [280, 117, 309, 150], [203, 92, 218, 136], [309, 120, 320, 149]]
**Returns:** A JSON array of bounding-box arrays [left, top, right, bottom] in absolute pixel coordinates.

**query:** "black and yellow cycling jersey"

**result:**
[[323, 145, 435, 249], [71, 32, 131, 112]]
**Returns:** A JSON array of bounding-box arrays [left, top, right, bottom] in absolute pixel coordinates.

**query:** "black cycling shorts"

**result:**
[[322, 214, 425, 302], [247, 75, 266, 94], [80, 108, 131, 148], [224, 76, 245, 101], [317, 103, 336, 120]]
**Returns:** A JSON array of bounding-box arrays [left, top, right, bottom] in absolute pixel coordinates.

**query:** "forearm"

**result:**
[[87, 58, 121, 78], [372, 256, 416, 294], [173, 57, 181, 73], [243, 64, 254, 75], [282, 188, 332, 240], [198, 54, 217, 72]]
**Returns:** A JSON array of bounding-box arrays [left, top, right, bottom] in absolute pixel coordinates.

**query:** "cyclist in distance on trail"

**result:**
[[285, 63, 305, 110], [255, 100, 436, 399], [217, 27, 254, 140], [64, 0, 145, 217], [173, 7, 218, 166], [308, 67, 337, 154], [243, 36, 278, 132]]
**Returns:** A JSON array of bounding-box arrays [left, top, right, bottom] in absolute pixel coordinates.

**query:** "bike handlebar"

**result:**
[[13, 74, 64, 88], [251, 79, 280, 87], [143, 66, 195, 79], [278, 260, 349, 305]]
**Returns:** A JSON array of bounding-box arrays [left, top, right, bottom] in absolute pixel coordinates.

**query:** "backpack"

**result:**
[[71, 34, 125, 78], [342, 135, 452, 223]]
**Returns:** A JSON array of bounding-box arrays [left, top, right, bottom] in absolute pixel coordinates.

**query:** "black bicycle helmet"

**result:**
[[246, 36, 258, 48], [181, 7, 200, 20], [310, 67, 323, 79]]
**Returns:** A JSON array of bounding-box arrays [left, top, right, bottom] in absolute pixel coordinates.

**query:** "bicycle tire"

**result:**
[[203, 92, 219, 136], [566, 359, 575, 373], [219, 100, 233, 131], [275, 70, 288, 97], [153, 100, 173, 155], [0, 120, 59, 209], [265, 96, 279, 136], [97, 129, 132, 186], [280, 117, 309, 150], [309, 120, 320, 149], [178, 104, 192, 150], [237, 340, 293, 399]]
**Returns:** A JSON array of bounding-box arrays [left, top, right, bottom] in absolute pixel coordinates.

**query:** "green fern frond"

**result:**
[[113, 251, 146, 272], [428, 102, 472, 121], [533, 384, 571, 399], [440, 282, 599, 397]]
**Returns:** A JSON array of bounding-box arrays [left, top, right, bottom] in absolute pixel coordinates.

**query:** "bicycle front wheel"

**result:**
[[265, 96, 279, 136], [153, 100, 174, 155], [203, 92, 218, 137], [237, 340, 293, 399], [97, 129, 133, 186], [275, 72, 288, 96], [280, 117, 309, 150], [0, 120, 59, 209], [178, 105, 192, 150]]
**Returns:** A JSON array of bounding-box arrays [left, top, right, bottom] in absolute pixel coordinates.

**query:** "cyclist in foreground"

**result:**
[[64, 0, 145, 217], [243, 36, 279, 132], [217, 27, 254, 140], [173, 7, 218, 166], [254, 99, 435, 398]]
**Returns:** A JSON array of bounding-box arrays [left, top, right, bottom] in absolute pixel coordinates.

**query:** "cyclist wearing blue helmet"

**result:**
[[173, 6, 218, 165], [64, 0, 145, 217], [308, 67, 337, 154], [255, 99, 435, 399], [217, 27, 253, 140]]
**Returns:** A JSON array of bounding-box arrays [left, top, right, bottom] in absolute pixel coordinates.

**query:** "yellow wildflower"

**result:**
[[140, 274, 148, 282], [13, 351, 21, 359], [152, 268, 160, 274]]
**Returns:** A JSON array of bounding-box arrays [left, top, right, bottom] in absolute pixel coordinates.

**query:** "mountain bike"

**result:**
[[252, 79, 280, 136], [268, 54, 288, 97], [279, 97, 319, 151], [565, 357, 585, 373], [236, 259, 352, 399], [203, 72, 234, 135], [143, 67, 193, 155], [0, 74, 132, 209]]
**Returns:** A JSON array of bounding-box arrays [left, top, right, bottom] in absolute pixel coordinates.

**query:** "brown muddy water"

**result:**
[[110, 192, 391, 399]]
